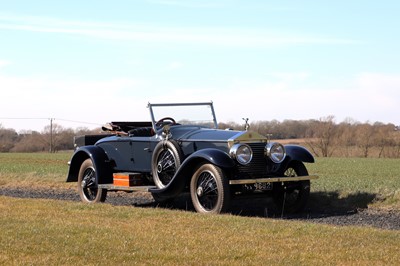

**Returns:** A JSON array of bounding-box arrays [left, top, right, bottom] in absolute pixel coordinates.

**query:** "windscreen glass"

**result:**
[[149, 103, 217, 128]]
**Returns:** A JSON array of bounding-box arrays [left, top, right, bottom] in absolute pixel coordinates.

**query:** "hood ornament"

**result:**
[[242, 118, 250, 131]]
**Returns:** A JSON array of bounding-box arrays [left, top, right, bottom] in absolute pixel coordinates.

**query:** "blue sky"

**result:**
[[0, 0, 399, 131]]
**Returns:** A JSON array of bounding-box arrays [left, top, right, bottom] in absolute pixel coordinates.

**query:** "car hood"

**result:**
[[171, 126, 268, 146]]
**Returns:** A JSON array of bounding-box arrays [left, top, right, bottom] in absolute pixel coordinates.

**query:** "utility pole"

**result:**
[[49, 118, 53, 153]]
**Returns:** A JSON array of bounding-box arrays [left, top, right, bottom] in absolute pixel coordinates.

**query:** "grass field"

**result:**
[[0, 152, 73, 189], [308, 157, 400, 210], [1, 153, 400, 265]]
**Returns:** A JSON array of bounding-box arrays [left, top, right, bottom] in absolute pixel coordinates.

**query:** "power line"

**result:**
[[0, 117, 103, 153], [0, 117, 102, 127], [0, 117, 49, 120], [54, 118, 102, 126]]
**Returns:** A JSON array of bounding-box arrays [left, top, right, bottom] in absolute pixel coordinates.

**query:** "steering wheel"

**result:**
[[155, 117, 176, 128]]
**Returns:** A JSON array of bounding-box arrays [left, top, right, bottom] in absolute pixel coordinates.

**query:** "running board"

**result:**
[[98, 184, 157, 192], [229, 175, 319, 185]]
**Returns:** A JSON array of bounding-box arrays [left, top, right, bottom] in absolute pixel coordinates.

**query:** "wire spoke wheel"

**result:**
[[78, 159, 107, 203], [190, 164, 230, 214], [81, 167, 97, 201], [273, 161, 310, 214], [152, 140, 183, 189], [195, 171, 219, 211], [157, 149, 177, 186]]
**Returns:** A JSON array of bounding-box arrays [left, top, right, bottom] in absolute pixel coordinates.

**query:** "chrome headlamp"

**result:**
[[230, 144, 253, 165], [265, 142, 286, 163]]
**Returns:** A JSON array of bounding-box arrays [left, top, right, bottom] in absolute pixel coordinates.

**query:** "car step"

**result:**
[[96, 172, 157, 192], [98, 184, 157, 192]]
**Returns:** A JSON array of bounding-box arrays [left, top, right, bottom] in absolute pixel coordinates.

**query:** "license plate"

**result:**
[[254, 182, 272, 191]]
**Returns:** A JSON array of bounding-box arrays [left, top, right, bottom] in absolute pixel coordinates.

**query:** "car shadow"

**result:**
[[147, 191, 379, 219], [231, 191, 378, 219]]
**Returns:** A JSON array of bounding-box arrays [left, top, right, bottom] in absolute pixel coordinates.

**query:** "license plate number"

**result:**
[[254, 182, 272, 191]]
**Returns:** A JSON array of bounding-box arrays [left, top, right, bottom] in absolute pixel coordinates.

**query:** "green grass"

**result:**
[[0, 152, 72, 188], [307, 158, 400, 210], [1, 153, 400, 264], [1, 153, 399, 208], [1, 196, 400, 265], [309, 157, 400, 193]]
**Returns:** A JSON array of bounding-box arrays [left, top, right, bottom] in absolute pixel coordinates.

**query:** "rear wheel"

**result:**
[[190, 164, 230, 214], [78, 159, 107, 203], [273, 161, 310, 214]]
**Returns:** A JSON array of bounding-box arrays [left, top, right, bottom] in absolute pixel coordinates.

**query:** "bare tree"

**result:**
[[336, 118, 359, 157], [41, 123, 78, 152], [11, 132, 47, 152], [372, 123, 394, 158], [306, 116, 337, 157], [355, 123, 376, 158], [218, 121, 241, 130], [0, 125, 19, 152]]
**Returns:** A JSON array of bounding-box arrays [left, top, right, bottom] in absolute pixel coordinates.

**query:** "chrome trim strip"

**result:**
[[229, 175, 319, 185], [180, 139, 228, 143]]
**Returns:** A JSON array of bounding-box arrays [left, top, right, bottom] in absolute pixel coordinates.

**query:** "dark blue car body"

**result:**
[[67, 102, 317, 214]]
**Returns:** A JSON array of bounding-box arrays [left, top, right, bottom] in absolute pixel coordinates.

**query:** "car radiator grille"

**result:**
[[236, 143, 268, 178]]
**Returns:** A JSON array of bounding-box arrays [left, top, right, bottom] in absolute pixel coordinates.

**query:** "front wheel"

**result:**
[[151, 140, 183, 189], [272, 161, 310, 214], [78, 158, 107, 203], [190, 164, 230, 214]]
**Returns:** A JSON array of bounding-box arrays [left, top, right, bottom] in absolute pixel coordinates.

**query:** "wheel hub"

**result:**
[[81, 180, 86, 188], [157, 163, 163, 173], [196, 186, 204, 197]]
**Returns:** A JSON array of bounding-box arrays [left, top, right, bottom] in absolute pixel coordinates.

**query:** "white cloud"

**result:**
[[0, 13, 358, 48], [209, 72, 400, 125], [148, 0, 226, 8], [0, 60, 10, 68], [0, 74, 149, 131], [2, 71, 399, 132], [356, 72, 400, 105], [267, 72, 311, 81], [167, 61, 184, 70]]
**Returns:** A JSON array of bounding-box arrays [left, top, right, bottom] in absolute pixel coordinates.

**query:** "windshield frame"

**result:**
[[147, 102, 218, 130]]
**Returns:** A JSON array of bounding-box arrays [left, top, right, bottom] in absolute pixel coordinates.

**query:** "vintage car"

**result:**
[[66, 102, 318, 214]]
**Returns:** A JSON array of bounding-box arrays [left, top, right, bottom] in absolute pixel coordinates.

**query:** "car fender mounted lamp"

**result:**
[[265, 142, 286, 163], [230, 143, 253, 165]]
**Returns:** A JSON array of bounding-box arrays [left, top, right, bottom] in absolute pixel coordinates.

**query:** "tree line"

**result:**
[[220, 116, 400, 158], [1, 117, 399, 158], [0, 124, 99, 153]]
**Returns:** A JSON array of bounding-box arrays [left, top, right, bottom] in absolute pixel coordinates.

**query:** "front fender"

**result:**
[[66, 145, 113, 184], [149, 148, 235, 198], [284, 145, 315, 163]]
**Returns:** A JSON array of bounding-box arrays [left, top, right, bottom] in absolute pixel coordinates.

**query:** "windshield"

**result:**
[[148, 102, 218, 129]]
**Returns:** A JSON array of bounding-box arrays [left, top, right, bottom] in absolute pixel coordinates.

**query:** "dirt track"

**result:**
[[1, 187, 399, 231]]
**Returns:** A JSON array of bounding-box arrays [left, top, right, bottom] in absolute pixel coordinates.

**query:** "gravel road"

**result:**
[[1, 187, 399, 231]]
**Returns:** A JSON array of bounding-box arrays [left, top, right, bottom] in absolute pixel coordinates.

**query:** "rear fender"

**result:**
[[66, 145, 113, 184], [149, 148, 235, 198]]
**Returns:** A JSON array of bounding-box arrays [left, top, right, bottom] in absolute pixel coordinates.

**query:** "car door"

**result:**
[[131, 136, 154, 172]]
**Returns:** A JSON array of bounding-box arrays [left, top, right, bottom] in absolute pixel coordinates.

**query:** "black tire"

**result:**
[[190, 163, 230, 214], [77, 158, 107, 203], [273, 161, 310, 214], [151, 140, 183, 189]]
